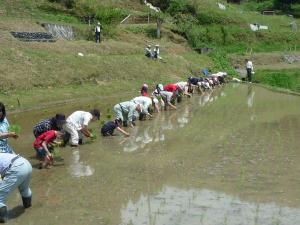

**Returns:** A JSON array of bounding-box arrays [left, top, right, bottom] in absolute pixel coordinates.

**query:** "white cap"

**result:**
[[142, 83, 148, 88], [158, 84, 163, 91], [98, 22, 101, 25]]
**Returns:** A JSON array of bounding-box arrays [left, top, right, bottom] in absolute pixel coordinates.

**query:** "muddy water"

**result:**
[[5, 84, 300, 225]]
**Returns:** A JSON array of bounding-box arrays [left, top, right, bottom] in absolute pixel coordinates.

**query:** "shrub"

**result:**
[[167, 0, 196, 16], [48, 0, 75, 9], [94, 7, 127, 24]]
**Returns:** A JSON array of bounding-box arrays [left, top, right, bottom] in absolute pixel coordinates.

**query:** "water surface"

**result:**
[[6, 84, 300, 225]]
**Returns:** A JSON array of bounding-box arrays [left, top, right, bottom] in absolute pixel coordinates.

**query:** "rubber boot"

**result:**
[[22, 196, 32, 208], [0, 206, 8, 223]]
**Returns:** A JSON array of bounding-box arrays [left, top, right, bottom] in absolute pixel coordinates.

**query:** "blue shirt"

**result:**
[[0, 118, 14, 154], [101, 121, 118, 135]]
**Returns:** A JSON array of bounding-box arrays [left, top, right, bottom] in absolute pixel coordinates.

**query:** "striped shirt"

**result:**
[[33, 118, 52, 137]]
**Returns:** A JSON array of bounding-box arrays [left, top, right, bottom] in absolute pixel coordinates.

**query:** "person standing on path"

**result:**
[[245, 59, 254, 83], [0, 153, 32, 223], [95, 22, 101, 43]]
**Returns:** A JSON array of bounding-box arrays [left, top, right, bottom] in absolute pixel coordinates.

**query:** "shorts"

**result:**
[[35, 147, 47, 160]]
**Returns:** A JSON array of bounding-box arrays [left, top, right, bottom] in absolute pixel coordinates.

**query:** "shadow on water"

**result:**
[[5, 84, 300, 225]]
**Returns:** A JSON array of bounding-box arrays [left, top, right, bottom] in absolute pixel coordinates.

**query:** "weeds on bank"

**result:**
[[255, 69, 300, 92]]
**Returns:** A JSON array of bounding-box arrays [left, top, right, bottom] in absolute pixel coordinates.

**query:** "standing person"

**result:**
[[101, 119, 130, 137], [33, 130, 63, 169], [0, 153, 32, 223], [65, 109, 100, 147], [33, 113, 66, 138], [245, 59, 254, 83], [0, 103, 18, 154], [113, 101, 141, 128], [95, 22, 101, 43]]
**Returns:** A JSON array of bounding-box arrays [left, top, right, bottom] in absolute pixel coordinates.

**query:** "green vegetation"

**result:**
[[254, 69, 300, 92], [8, 124, 22, 134], [0, 0, 299, 111]]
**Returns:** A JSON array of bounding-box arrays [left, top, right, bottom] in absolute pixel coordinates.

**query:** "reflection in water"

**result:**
[[247, 85, 255, 108], [120, 186, 300, 225], [177, 105, 189, 128], [68, 150, 94, 177], [247, 85, 256, 121], [122, 90, 228, 152], [122, 105, 194, 152]]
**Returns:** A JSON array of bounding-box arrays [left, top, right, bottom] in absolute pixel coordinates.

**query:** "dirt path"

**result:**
[[230, 52, 300, 70]]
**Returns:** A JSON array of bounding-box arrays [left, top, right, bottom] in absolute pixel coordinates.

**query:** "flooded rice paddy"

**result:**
[[6, 83, 300, 225]]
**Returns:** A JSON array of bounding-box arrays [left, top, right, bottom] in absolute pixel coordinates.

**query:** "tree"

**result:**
[[273, 0, 300, 11]]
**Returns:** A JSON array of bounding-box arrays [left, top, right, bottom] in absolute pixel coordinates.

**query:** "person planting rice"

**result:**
[[132, 96, 159, 120], [101, 119, 130, 137], [176, 81, 192, 97], [33, 113, 66, 138], [33, 130, 63, 169], [154, 84, 177, 110], [0, 153, 32, 223], [140, 84, 150, 97], [65, 109, 100, 147], [113, 101, 141, 128]]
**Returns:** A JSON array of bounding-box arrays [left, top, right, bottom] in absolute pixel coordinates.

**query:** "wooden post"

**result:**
[[156, 17, 162, 38]]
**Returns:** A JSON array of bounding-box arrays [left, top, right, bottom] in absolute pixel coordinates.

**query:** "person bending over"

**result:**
[[33, 130, 63, 169], [0, 153, 32, 223], [65, 109, 100, 147], [101, 119, 130, 137]]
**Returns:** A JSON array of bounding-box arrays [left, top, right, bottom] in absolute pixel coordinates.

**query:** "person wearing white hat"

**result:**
[[144, 44, 153, 58], [153, 44, 161, 59], [153, 84, 176, 110], [95, 22, 101, 43]]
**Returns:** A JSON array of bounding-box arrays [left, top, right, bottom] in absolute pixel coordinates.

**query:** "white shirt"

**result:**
[[95, 25, 101, 33], [66, 111, 93, 130], [246, 61, 253, 70], [176, 82, 188, 90], [160, 91, 173, 103], [132, 96, 152, 113]]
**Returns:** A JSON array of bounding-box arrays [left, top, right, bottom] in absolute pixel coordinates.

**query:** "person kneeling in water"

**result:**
[[101, 119, 130, 137]]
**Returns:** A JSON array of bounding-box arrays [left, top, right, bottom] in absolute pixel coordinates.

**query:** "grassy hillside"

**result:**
[[0, 0, 299, 111]]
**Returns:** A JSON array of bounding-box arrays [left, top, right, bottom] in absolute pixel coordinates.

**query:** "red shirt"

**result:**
[[141, 91, 150, 97], [34, 130, 56, 149], [164, 84, 178, 92], [141, 87, 149, 97]]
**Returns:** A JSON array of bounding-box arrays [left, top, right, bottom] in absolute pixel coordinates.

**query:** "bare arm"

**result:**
[[116, 127, 130, 137], [167, 101, 177, 109], [0, 132, 18, 139], [42, 141, 52, 157], [81, 125, 93, 137]]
